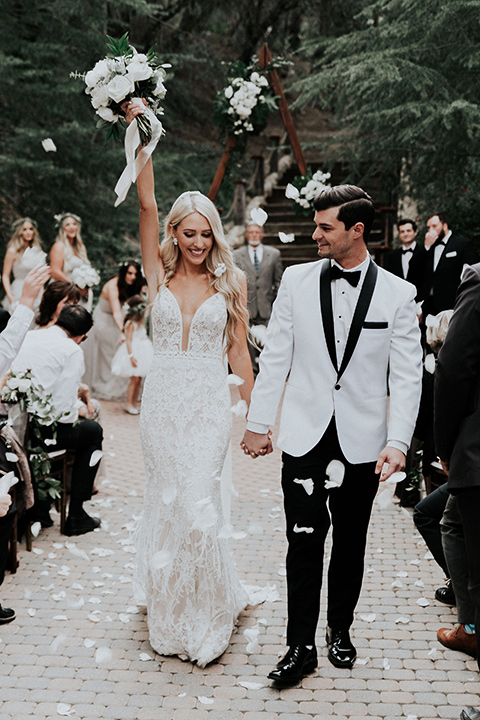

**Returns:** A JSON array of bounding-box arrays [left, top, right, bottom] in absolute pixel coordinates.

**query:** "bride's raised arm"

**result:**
[[123, 101, 164, 300]]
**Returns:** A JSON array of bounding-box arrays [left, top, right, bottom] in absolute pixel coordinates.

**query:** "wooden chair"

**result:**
[[424, 460, 448, 495]]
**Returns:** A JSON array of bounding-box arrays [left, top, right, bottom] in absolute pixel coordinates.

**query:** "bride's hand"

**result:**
[[121, 99, 147, 125]]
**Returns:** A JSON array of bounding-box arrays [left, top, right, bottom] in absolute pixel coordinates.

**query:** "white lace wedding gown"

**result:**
[[135, 286, 248, 666]]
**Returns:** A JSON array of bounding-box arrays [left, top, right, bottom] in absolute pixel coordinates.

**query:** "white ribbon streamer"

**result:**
[[114, 99, 163, 207]]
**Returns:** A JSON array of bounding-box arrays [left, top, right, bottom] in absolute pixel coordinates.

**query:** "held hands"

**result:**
[[240, 429, 273, 459], [375, 446, 406, 482]]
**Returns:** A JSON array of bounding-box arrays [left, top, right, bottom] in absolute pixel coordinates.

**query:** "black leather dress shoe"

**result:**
[[65, 512, 101, 536], [268, 645, 317, 687], [435, 581, 456, 606], [461, 707, 480, 720], [0, 605, 15, 624], [326, 627, 357, 669]]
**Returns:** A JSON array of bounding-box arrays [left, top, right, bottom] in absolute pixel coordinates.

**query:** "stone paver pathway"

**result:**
[[0, 393, 477, 720]]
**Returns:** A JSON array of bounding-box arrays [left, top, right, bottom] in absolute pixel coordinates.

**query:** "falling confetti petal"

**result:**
[[5, 452, 18, 463], [383, 471, 406, 485], [293, 524, 314, 534], [238, 680, 264, 690], [42, 138, 57, 153], [250, 324, 267, 347], [293, 477, 314, 496], [88, 614, 100, 623], [31, 522, 41, 538], [226, 374, 244, 386], [424, 354, 436, 374], [89, 450, 104, 467], [325, 459, 345, 488], [278, 232, 295, 244], [95, 647, 112, 663], [359, 613, 376, 623], [285, 183, 300, 200], [65, 542, 90, 563], [416, 597, 430, 607], [250, 207, 268, 226], [231, 399, 248, 417]]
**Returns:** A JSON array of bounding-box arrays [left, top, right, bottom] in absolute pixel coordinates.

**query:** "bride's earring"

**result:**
[[173, 237, 178, 245]]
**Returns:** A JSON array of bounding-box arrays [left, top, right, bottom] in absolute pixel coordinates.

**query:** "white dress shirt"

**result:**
[[248, 255, 408, 455], [248, 243, 263, 266], [433, 230, 452, 270], [0, 304, 34, 377], [401, 241, 416, 279], [11, 325, 84, 423]]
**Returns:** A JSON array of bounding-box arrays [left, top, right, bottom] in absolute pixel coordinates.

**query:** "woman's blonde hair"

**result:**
[[55, 214, 88, 262], [160, 191, 249, 352], [7, 217, 42, 257]]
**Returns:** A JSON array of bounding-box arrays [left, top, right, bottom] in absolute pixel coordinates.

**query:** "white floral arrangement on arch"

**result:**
[[213, 59, 278, 148], [79, 33, 170, 145], [285, 168, 332, 216], [70, 265, 101, 289]]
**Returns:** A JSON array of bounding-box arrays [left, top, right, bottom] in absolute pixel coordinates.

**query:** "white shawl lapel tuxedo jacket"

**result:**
[[247, 258, 423, 464]]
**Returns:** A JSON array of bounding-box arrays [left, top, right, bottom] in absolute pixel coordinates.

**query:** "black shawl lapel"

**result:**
[[320, 261, 338, 372], [319, 259, 378, 381]]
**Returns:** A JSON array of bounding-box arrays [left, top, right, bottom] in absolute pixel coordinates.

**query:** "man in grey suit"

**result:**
[[233, 223, 284, 372]]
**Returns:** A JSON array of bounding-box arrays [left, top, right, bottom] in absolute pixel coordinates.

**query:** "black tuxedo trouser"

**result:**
[[455, 487, 480, 670], [282, 419, 379, 646], [52, 419, 103, 503]]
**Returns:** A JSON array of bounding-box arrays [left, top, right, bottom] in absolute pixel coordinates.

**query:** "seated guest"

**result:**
[[36, 279, 80, 328], [0, 264, 50, 622], [11, 304, 103, 536]]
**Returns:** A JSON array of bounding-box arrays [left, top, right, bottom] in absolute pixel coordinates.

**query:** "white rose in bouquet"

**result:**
[[127, 57, 153, 82], [17, 379, 32, 393], [107, 74, 135, 103], [85, 59, 110, 89], [152, 76, 167, 98], [90, 84, 110, 109], [97, 106, 119, 123], [6, 376, 20, 390], [71, 265, 101, 289]]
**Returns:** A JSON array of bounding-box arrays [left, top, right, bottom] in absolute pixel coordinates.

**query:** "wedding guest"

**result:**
[[11, 304, 103, 536], [36, 280, 81, 328], [419, 212, 478, 317], [83, 260, 144, 400], [2, 217, 44, 311], [385, 218, 425, 299], [233, 223, 283, 373], [49, 213, 96, 311], [435, 263, 480, 688], [242, 184, 423, 686]]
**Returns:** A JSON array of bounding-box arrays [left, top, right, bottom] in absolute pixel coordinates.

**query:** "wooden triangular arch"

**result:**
[[207, 43, 307, 202]]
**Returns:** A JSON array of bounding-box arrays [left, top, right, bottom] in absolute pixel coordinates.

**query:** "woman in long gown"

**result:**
[[49, 213, 96, 311], [125, 101, 256, 666], [2, 218, 44, 311], [82, 261, 144, 401]]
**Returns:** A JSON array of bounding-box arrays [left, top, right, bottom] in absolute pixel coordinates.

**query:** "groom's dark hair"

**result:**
[[56, 304, 93, 337], [314, 185, 375, 242]]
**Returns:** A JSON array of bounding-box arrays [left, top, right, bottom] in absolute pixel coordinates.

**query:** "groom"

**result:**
[[241, 185, 423, 686]]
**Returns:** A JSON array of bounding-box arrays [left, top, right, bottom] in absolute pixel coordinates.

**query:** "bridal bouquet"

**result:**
[[285, 167, 332, 216], [213, 59, 278, 146], [83, 33, 169, 145], [71, 264, 101, 289]]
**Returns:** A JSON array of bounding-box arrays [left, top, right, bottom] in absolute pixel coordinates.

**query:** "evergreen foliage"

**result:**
[[295, 0, 480, 237]]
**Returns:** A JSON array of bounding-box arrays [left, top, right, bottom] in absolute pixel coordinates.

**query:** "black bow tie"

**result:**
[[435, 239, 445, 247], [330, 264, 361, 287], [402, 247, 414, 254]]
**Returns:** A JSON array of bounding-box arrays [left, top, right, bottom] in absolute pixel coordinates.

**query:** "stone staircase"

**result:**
[[260, 162, 394, 267]]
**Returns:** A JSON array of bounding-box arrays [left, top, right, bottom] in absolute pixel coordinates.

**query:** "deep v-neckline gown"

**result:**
[[135, 286, 247, 666]]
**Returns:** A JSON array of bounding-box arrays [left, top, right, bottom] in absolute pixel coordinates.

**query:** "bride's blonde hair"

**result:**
[[160, 191, 249, 353]]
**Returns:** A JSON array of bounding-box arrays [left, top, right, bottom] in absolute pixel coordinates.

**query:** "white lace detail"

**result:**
[[134, 286, 247, 666]]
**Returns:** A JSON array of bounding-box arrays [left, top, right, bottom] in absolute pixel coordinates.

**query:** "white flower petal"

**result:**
[[278, 232, 295, 244], [325, 459, 345, 487], [424, 354, 436, 374], [65, 541, 90, 563], [395, 616, 410, 624], [84, 638, 96, 648], [198, 696, 214, 705], [293, 477, 314, 496], [42, 138, 57, 153], [139, 652, 152, 661], [56, 703, 74, 716], [119, 614, 130, 623], [250, 208, 268, 226], [428, 647, 438, 660], [231, 399, 248, 417], [31, 521, 41, 538], [356, 657, 370, 665], [89, 450, 104, 467], [238, 680, 264, 690], [383, 658, 391, 670], [359, 613, 376, 623], [226, 374, 245, 386], [285, 183, 300, 200], [293, 524, 314, 534], [416, 597, 430, 607], [5, 452, 18, 463], [95, 647, 112, 664]]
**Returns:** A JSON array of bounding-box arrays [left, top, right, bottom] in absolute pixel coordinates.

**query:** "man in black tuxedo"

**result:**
[[435, 263, 480, 720], [385, 219, 425, 299], [420, 212, 478, 317]]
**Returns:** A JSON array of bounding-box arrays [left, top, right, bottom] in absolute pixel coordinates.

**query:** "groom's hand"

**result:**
[[240, 430, 273, 458], [375, 446, 406, 482]]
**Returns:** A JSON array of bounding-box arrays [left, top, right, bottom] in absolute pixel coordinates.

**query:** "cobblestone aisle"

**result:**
[[0, 394, 477, 720]]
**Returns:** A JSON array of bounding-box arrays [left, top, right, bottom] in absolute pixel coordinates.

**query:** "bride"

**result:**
[[125, 101, 256, 666]]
